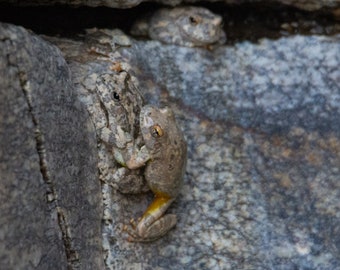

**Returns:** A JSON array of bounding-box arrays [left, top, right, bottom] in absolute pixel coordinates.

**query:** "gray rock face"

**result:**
[[132, 36, 340, 134], [0, 23, 103, 269], [1, 9, 340, 270], [126, 35, 340, 269], [0, 0, 339, 11], [47, 28, 340, 269]]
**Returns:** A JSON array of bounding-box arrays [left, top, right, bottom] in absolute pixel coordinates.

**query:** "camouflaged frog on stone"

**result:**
[[123, 106, 187, 242], [131, 6, 226, 48], [96, 73, 187, 242], [96, 72, 149, 193]]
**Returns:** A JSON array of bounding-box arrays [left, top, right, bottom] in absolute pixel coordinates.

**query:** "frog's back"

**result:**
[[145, 115, 187, 198], [142, 106, 187, 199], [146, 134, 187, 199], [148, 8, 182, 45]]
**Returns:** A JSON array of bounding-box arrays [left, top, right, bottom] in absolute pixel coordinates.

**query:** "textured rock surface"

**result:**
[[47, 27, 340, 269], [0, 0, 339, 11], [132, 36, 340, 134], [0, 23, 103, 269], [1, 3, 340, 268]]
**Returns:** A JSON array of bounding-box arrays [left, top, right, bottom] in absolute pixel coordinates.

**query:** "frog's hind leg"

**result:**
[[133, 214, 177, 242], [138, 194, 174, 232], [127, 194, 177, 242]]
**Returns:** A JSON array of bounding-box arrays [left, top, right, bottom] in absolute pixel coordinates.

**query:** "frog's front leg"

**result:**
[[110, 144, 151, 194], [98, 125, 143, 167], [125, 193, 177, 242], [99, 125, 133, 150], [114, 144, 151, 169]]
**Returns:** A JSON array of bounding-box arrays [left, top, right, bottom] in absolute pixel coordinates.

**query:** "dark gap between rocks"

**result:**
[[0, 2, 339, 43]]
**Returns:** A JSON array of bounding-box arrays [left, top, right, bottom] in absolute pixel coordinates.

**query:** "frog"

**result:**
[[130, 6, 226, 48], [95, 73, 187, 241], [95, 71, 150, 194], [123, 105, 187, 242], [87, 28, 132, 52], [86, 28, 133, 73]]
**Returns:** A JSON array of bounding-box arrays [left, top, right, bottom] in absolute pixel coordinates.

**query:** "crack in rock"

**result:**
[[18, 70, 80, 269]]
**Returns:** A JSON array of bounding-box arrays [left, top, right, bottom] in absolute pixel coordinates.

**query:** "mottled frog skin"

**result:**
[[96, 72, 143, 150], [131, 6, 226, 47], [96, 72, 149, 193], [96, 73, 187, 241], [124, 105, 187, 242]]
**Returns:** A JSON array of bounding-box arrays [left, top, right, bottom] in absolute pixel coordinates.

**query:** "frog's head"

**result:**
[[140, 105, 175, 151], [96, 72, 145, 142], [177, 7, 225, 45]]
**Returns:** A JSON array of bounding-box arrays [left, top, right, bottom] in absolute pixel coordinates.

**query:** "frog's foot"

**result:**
[[124, 214, 177, 242], [124, 195, 177, 242], [110, 62, 123, 72], [88, 46, 110, 58], [122, 218, 139, 239]]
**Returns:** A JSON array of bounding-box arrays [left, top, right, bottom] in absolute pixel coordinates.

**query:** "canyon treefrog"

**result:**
[[96, 74, 187, 241], [124, 105, 187, 242], [131, 6, 226, 47], [96, 72, 149, 193]]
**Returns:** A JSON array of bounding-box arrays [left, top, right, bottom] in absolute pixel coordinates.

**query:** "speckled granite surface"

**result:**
[[1, 12, 339, 270], [0, 23, 103, 269], [53, 30, 340, 269], [110, 34, 340, 269], [131, 36, 340, 133]]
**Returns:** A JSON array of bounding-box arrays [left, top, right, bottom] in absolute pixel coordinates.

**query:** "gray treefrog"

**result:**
[[96, 72, 149, 193], [123, 105, 187, 242], [95, 73, 187, 241], [131, 6, 226, 48]]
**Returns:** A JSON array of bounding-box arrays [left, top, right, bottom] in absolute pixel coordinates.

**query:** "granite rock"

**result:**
[[1, 7, 339, 269], [0, 23, 103, 269], [47, 27, 340, 269], [132, 36, 340, 134], [0, 0, 339, 11]]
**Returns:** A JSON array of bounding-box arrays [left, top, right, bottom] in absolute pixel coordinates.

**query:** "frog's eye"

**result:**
[[189, 16, 198, 25], [189, 16, 201, 25], [150, 125, 164, 138], [112, 91, 120, 101]]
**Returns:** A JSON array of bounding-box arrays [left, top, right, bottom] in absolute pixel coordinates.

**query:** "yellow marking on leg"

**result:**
[[142, 192, 172, 219]]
